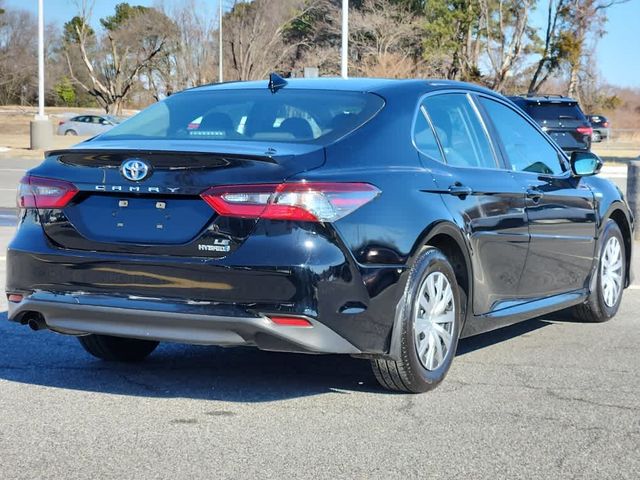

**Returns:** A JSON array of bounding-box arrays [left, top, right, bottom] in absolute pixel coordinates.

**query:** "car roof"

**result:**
[[183, 77, 500, 97]]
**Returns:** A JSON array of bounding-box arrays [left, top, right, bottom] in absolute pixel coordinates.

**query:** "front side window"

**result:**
[[423, 94, 497, 169], [99, 89, 385, 145], [480, 97, 564, 175]]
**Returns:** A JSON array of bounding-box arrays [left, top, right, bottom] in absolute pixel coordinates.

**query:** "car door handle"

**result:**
[[448, 184, 473, 197], [526, 188, 544, 203]]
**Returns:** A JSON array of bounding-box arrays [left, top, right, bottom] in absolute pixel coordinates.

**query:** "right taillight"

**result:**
[[17, 176, 78, 209], [577, 126, 593, 136], [201, 182, 380, 222]]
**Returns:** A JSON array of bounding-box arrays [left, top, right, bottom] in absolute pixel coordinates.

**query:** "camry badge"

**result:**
[[120, 159, 150, 182]]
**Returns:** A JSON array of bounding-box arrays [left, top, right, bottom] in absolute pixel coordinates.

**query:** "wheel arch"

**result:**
[[604, 205, 633, 287], [387, 221, 473, 360]]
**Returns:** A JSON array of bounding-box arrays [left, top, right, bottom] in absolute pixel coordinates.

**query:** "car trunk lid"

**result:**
[[34, 140, 325, 257]]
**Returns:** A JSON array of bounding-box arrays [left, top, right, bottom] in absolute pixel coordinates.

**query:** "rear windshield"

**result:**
[[99, 89, 385, 144], [524, 103, 586, 121]]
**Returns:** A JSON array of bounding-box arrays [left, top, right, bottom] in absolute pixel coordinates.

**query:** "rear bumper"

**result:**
[[6, 217, 408, 353], [8, 291, 361, 354]]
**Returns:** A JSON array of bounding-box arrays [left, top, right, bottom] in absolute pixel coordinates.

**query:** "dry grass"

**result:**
[[0, 106, 137, 160]]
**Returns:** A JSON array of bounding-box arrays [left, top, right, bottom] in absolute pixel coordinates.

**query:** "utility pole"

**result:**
[[218, 0, 223, 83], [30, 0, 52, 149], [341, 0, 348, 79]]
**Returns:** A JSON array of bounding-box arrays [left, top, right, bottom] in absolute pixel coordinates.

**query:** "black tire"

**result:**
[[78, 334, 159, 362], [592, 131, 602, 143], [371, 247, 463, 393], [64, 129, 77, 136], [572, 219, 625, 323]]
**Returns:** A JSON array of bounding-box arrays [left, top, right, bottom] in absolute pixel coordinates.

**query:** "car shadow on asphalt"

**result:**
[[0, 311, 554, 401], [456, 318, 551, 356]]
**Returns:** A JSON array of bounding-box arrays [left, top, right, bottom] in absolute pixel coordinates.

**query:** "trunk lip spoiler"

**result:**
[[45, 148, 280, 164]]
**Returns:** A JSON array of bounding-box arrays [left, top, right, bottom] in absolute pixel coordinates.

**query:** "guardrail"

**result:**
[[601, 128, 640, 147]]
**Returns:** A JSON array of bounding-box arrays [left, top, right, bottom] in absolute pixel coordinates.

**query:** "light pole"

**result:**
[[30, 0, 52, 149], [218, 0, 223, 83], [36, 0, 45, 120], [341, 0, 348, 79]]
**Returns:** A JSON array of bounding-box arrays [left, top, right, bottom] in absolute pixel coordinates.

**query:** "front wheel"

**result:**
[[572, 219, 625, 322], [371, 247, 463, 393], [78, 334, 159, 362]]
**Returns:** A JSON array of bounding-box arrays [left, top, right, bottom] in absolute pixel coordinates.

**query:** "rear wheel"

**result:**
[[78, 334, 159, 362], [371, 247, 463, 393], [592, 131, 602, 142], [572, 220, 625, 322]]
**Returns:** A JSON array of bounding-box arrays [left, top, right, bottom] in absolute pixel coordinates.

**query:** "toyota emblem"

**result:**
[[120, 159, 150, 182]]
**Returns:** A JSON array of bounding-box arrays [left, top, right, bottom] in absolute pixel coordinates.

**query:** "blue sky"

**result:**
[[6, 0, 639, 88]]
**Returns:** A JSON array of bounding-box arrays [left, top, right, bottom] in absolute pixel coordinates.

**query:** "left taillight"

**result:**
[[17, 176, 79, 209], [201, 182, 380, 222]]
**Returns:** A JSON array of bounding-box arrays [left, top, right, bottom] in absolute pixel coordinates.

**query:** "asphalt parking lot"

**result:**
[[0, 160, 638, 479]]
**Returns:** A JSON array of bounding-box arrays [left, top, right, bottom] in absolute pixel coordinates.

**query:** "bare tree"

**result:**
[[157, 0, 218, 90], [224, 0, 311, 80], [349, 0, 422, 78], [63, 0, 178, 114], [480, 0, 535, 92], [527, 0, 569, 94], [564, 0, 628, 99], [0, 7, 37, 104]]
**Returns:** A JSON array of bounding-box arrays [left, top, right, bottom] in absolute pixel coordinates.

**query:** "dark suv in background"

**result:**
[[509, 95, 592, 153], [587, 114, 611, 142]]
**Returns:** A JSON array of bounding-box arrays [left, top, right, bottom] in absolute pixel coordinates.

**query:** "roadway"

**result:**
[[0, 159, 638, 479]]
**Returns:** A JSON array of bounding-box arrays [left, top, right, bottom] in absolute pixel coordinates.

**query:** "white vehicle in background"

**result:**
[[57, 114, 123, 136]]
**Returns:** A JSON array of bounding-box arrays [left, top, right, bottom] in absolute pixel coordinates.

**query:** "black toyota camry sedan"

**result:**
[[6, 77, 633, 393]]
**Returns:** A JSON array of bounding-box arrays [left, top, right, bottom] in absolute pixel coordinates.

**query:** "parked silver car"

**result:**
[[57, 114, 122, 136]]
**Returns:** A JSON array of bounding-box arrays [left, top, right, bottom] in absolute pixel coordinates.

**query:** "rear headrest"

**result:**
[[279, 118, 313, 139], [199, 112, 234, 132]]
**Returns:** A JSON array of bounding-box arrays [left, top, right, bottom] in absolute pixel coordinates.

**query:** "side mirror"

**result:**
[[570, 151, 603, 177]]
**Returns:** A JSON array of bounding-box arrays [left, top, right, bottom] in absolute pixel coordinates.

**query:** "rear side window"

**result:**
[[480, 98, 563, 175], [100, 89, 385, 145], [423, 94, 497, 169], [413, 105, 444, 162], [524, 103, 586, 121]]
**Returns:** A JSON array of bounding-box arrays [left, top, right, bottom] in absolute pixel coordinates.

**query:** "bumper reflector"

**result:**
[[8, 294, 24, 303], [269, 316, 313, 327]]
